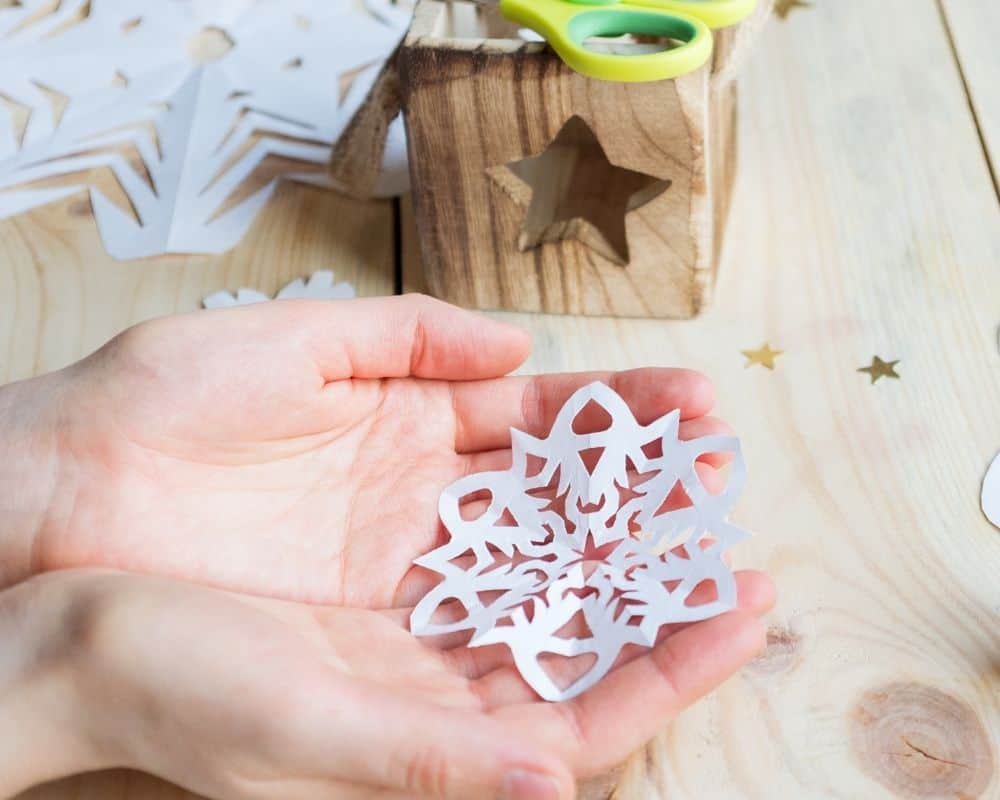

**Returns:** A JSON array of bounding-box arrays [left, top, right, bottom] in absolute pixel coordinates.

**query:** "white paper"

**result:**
[[203, 270, 356, 309], [982, 451, 1000, 529], [0, 0, 410, 258], [410, 381, 751, 702]]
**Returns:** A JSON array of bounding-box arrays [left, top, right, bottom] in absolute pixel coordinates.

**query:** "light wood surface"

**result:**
[[9, 0, 1000, 798], [939, 0, 1000, 189], [0, 182, 394, 384]]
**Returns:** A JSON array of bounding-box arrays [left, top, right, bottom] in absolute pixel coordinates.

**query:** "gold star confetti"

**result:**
[[742, 343, 783, 370], [858, 356, 900, 384], [774, 0, 812, 19]]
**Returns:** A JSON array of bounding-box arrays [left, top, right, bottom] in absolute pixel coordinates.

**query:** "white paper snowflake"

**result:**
[[981, 450, 1000, 529], [410, 381, 751, 701], [0, 0, 409, 259], [202, 270, 356, 308]]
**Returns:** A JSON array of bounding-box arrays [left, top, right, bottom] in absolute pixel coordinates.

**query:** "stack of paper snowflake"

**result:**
[[0, 0, 410, 259]]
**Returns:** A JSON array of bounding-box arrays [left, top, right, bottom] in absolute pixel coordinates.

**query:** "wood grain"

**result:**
[[0, 179, 394, 384], [406, 0, 1000, 797], [711, 0, 775, 87], [400, 0, 725, 319], [328, 45, 404, 199], [937, 0, 1000, 192], [9, 0, 1000, 796]]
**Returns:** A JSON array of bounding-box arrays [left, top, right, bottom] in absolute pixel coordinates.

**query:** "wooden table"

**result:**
[[6, 0, 999, 797]]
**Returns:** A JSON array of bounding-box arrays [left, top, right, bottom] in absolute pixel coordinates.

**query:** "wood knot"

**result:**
[[849, 682, 994, 798], [67, 196, 93, 217], [746, 623, 803, 675]]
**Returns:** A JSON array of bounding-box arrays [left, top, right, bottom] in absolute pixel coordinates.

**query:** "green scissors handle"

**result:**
[[497, 0, 755, 82]]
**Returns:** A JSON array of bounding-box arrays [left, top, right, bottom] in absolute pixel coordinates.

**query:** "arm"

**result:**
[[0, 573, 112, 796], [0, 375, 65, 589]]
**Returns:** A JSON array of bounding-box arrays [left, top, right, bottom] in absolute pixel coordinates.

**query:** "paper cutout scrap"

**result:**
[[203, 270, 355, 309], [410, 381, 751, 701], [981, 451, 1000, 530], [0, 0, 409, 259]]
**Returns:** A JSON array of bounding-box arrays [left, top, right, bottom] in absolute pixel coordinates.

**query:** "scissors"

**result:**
[[476, 0, 755, 82]]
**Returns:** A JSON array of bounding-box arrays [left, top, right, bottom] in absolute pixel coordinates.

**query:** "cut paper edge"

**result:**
[[0, 0, 411, 258], [410, 381, 751, 702], [0, 184, 85, 217], [203, 270, 357, 309], [981, 450, 1000, 529]]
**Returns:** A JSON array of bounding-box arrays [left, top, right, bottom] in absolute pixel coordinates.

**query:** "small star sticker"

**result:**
[[774, 0, 812, 19], [742, 344, 783, 370], [858, 356, 900, 384]]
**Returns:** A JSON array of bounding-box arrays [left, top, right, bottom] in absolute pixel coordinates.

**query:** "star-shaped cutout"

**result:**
[[858, 356, 900, 384], [774, 0, 812, 19], [487, 116, 670, 265], [742, 343, 783, 370]]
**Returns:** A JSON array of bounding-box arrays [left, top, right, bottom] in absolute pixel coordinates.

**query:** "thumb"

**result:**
[[383, 708, 575, 800], [299, 681, 575, 800]]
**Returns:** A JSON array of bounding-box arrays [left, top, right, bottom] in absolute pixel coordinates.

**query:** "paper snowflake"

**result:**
[[0, 0, 409, 259], [982, 450, 1000, 529], [202, 270, 355, 309], [411, 382, 751, 701]]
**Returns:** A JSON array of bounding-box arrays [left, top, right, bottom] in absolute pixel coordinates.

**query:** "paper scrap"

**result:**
[[203, 270, 355, 308], [0, 0, 410, 259], [981, 451, 1000, 529], [410, 381, 751, 702]]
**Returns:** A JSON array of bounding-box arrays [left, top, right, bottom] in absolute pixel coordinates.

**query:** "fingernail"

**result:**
[[499, 769, 562, 800]]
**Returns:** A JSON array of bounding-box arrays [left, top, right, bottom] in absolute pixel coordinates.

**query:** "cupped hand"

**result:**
[[1, 567, 773, 799], [17, 295, 733, 608]]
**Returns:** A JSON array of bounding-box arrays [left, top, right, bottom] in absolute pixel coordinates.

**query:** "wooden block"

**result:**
[[397, 0, 741, 318], [712, 0, 775, 85], [328, 46, 404, 199]]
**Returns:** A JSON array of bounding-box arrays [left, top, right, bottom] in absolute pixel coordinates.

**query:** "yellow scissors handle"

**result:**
[[499, 0, 713, 83]]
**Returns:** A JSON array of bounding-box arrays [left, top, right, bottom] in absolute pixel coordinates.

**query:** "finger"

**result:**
[[237, 294, 533, 381], [469, 571, 774, 699], [305, 680, 575, 800], [492, 610, 766, 776], [278, 779, 418, 800], [451, 368, 716, 454], [680, 416, 734, 468]]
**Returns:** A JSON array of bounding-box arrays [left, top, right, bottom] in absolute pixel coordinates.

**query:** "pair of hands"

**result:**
[[0, 295, 774, 799]]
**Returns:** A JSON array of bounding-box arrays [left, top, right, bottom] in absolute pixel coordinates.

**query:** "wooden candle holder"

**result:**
[[332, 0, 772, 318]]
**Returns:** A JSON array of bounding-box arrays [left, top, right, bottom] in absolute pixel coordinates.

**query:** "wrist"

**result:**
[[0, 573, 115, 796], [0, 375, 65, 588]]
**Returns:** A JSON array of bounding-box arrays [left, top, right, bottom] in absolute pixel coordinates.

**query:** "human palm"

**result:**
[[60, 565, 771, 799], [4, 295, 775, 799], [36, 295, 726, 608]]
